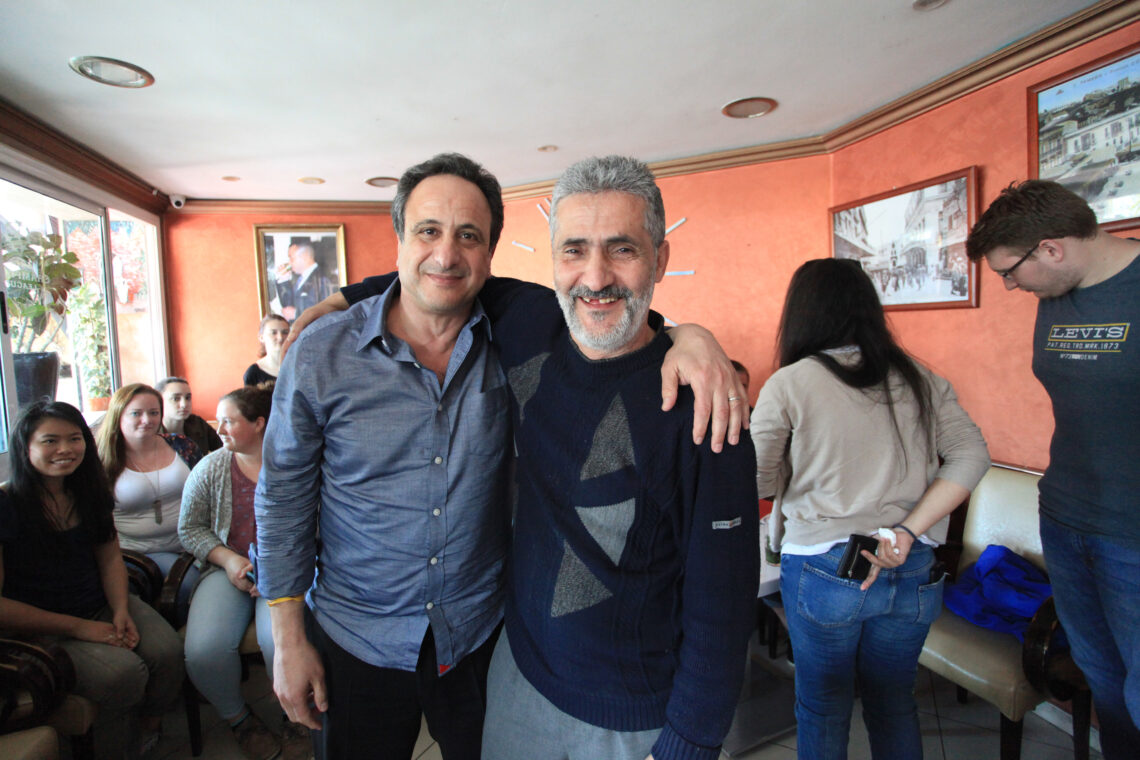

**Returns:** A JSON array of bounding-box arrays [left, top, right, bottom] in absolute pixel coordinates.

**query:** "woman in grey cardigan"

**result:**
[[179, 382, 308, 760]]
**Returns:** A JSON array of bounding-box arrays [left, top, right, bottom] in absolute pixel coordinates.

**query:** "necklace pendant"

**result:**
[[153, 499, 163, 524]]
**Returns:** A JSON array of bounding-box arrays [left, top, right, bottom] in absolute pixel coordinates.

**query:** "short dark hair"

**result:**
[[966, 180, 1098, 261], [390, 153, 504, 253], [155, 376, 189, 392]]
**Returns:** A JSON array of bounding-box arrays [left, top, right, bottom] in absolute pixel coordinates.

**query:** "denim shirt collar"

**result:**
[[355, 278, 493, 356]]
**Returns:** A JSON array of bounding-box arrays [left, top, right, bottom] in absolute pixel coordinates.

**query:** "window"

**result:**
[[0, 176, 167, 424], [109, 209, 165, 386]]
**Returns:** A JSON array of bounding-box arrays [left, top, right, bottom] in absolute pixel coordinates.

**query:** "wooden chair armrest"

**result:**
[[1022, 596, 1087, 700], [120, 549, 163, 606], [0, 639, 75, 732], [158, 552, 198, 627]]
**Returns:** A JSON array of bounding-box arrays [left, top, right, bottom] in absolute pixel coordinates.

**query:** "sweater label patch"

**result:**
[[712, 517, 742, 530]]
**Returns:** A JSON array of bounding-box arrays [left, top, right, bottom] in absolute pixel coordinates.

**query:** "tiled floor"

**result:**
[[73, 646, 1098, 760], [727, 655, 1101, 760]]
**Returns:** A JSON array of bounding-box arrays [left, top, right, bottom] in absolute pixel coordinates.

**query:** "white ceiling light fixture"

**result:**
[[298, 177, 325, 185], [913, 0, 948, 10], [537, 145, 559, 152], [365, 176, 398, 188], [68, 56, 154, 88], [721, 97, 778, 119]]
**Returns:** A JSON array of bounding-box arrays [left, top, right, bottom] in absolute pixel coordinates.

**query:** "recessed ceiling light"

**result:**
[[538, 145, 559, 152], [365, 176, 398, 188], [913, 0, 948, 9], [68, 56, 154, 88], [221, 176, 241, 182], [721, 97, 778, 119], [298, 177, 326, 185]]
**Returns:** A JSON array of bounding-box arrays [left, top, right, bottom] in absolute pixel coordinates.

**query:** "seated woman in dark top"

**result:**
[[157, 376, 222, 455], [243, 314, 289, 386], [0, 401, 183, 755]]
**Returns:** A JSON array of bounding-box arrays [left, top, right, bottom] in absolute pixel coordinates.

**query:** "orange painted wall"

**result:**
[[831, 21, 1140, 470], [163, 212, 397, 416], [489, 24, 1140, 471]]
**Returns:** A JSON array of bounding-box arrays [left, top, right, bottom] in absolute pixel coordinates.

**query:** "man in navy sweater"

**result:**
[[475, 156, 758, 760]]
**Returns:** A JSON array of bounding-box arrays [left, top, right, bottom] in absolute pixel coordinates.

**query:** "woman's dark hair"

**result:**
[[220, 381, 275, 425], [6, 401, 116, 549], [777, 258, 934, 453]]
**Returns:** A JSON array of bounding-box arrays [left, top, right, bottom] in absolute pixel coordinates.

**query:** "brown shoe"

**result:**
[[232, 711, 281, 760], [281, 720, 313, 760]]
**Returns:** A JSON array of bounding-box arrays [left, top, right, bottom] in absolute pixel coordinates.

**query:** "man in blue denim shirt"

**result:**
[[255, 153, 510, 760]]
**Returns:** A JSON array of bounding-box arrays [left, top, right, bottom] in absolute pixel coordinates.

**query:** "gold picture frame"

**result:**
[[254, 223, 346, 322]]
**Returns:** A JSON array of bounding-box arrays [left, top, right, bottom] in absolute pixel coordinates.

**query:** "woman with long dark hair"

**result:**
[[751, 258, 990, 760], [0, 401, 182, 753]]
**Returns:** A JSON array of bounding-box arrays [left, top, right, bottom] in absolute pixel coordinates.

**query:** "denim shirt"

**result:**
[[255, 281, 511, 672]]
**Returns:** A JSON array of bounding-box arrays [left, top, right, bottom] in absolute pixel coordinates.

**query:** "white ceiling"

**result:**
[[0, 0, 1105, 202]]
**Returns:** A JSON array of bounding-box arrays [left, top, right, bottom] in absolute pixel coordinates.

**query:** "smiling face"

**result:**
[[28, 418, 86, 483], [396, 174, 494, 321], [119, 392, 163, 445], [161, 382, 192, 422], [552, 191, 669, 359], [215, 399, 265, 455]]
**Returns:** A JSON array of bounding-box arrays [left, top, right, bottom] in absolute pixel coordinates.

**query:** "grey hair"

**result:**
[[550, 156, 666, 248], [390, 153, 504, 253]]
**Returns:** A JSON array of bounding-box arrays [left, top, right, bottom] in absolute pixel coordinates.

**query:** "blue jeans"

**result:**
[[184, 568, 274, 720], [780, 542, 943, 760], [1039, 515, 1140, 760]]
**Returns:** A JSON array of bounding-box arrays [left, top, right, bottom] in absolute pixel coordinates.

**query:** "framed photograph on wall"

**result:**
[[830, 167, 978, 311], [1030, 43, 1140, 231], [254, 224, 347, 322]]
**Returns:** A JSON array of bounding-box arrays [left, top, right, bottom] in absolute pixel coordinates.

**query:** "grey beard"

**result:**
[[556, 284, 654, 356]]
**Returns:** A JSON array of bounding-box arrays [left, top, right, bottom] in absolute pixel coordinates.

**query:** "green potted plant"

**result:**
[[70, 281, 112, 409], [1, 219, 82, 405]]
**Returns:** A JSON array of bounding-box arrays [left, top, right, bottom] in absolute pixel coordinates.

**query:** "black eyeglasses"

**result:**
[[996, 243, 1039, 281]]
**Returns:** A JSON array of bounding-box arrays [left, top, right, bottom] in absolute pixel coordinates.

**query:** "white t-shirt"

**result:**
[[113, 454, 191, 554]]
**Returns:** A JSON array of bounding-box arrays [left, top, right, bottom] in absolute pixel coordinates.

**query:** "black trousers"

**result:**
[[307, 611, 500, 760]]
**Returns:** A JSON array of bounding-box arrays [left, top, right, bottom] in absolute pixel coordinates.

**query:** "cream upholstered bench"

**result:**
[[918, 464, 1090, 760]]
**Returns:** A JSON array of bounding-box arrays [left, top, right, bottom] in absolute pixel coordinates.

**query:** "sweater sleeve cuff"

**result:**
[[650, 723, 722, 760], [340, 281, 372, 305]]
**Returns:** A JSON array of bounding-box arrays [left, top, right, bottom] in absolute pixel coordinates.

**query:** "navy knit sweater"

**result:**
[[345, 275, 759, 760]]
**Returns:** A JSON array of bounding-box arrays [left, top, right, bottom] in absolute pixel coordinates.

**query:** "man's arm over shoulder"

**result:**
[[654, 427, 759, 760]]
